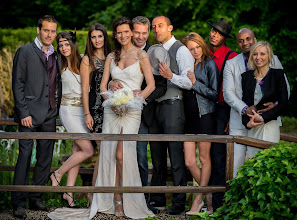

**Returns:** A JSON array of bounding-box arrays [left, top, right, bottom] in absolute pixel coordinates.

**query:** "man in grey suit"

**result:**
[[11, 15, 62, 218], [223, 28, 289, 178]]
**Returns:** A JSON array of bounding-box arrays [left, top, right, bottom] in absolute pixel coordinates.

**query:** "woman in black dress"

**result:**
[[182, 32, 219, 215], [80, 23, 111, 203]]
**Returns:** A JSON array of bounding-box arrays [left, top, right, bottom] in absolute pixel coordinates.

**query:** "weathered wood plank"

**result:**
[[225, 142, 234, 188], [234, 136, 275, 149], [0, 132, 234, 142], [0, 165, 93, 174], [280, 133, 297, 143], [0, 185, 226, 193], [0, 118, 62, 126]]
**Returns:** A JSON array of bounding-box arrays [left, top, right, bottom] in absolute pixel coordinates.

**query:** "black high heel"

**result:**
[[62, 192, 80, 208], [50, 171, 60, 186]]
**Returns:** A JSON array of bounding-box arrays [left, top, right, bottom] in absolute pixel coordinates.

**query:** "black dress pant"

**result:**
[[210, 102, 230, 211], [11, 107, 57, 208], [149, 100, 187, 208]]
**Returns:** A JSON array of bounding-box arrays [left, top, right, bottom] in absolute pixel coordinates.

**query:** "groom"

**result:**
[[11, 15, 62, 218]]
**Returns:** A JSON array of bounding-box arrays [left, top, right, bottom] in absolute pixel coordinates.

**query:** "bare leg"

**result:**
[[114, 139, 124, 216], [184, 142, 201, 184], [190, 142, 212, 212], [50, 139, 94, 206], [88, 141, 100, 205]]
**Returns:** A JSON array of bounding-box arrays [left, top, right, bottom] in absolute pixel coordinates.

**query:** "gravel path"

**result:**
[[0, 208, 190, 220]]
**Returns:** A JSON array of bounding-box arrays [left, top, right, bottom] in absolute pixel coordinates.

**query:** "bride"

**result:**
[[91, 16, 155, 219], [48, 17, 155, 220]]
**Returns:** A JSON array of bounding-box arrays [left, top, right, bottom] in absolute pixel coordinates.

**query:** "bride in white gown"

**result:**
[[48, 17, 155, 220]]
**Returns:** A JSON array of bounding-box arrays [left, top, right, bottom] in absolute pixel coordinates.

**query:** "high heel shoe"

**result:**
[[206, 207, 213, 215], [186, 200, 204, 215], [114, 200, 124, 217], [62, 193, 80, 208], [50, 171, 60, 186]]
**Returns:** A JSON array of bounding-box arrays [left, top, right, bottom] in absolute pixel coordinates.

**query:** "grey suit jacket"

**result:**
[[12, 41, 62, 125], [223, 53, 285, 133]]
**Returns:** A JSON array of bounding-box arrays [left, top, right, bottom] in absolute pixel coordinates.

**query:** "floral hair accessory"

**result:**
[[69, 29, 77, 44], [259, 80, 264, 86]]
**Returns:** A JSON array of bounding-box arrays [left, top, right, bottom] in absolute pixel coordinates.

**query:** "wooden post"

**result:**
[[225, 142, 234, 189]]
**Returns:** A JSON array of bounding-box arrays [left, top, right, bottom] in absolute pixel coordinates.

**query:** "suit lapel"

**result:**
[[238, 53, 246, 73], [31, 41, 46, 68]]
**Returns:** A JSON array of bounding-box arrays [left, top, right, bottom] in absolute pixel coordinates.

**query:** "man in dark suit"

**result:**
[[11, 15, 62, 218], [149, 15, 194, 215], [109, 16, 167, 214]]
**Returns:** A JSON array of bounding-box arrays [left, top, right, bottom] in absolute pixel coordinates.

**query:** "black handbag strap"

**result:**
[[218, 50, 234, 90]]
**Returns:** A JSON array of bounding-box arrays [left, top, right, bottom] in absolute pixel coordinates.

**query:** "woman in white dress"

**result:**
[[89, 17, 155, 219], [241, 41, 288, 147], [49, 31, 94, 207]]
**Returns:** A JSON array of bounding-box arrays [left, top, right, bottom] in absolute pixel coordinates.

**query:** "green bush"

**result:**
[[211, 141, 297, 219]]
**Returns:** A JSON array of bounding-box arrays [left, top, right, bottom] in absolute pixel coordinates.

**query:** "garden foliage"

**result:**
[[211, 141, 297, 219]]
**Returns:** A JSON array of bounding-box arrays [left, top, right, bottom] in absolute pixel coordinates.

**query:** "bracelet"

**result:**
[[84, 112, 90, 116]]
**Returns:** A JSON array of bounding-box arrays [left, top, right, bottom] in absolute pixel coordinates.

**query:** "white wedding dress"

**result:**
[[48, 53, 154, 220]]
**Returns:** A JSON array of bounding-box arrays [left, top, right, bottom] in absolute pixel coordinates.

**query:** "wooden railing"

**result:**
[[0, 118, 296, 194]]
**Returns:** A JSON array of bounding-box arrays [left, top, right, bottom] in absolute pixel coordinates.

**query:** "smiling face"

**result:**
[[90, 30, 104, 49], [37, 21, 57, 47], [152, 16, 172, 44], [132, 23, 149, 48], [186, 40, 203, 62], [58, 38, 71, 57], [252, 45, 269, 69], [237, 29, 257, 56], [116, 24, 133, 46]]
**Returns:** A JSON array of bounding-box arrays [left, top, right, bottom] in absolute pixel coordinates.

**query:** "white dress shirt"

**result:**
[[162, 36, 194, 90]]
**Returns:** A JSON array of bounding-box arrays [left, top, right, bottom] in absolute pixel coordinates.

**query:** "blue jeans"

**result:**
[[137, 117, 149, 200]]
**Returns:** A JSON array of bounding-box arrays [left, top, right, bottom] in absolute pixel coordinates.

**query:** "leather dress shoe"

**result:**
[[147, 202, 160, 214], [29, 200, 49, 211], [149, 200, 166, 210], [166, 206, 185, 215], [13, 206, 27, 218]]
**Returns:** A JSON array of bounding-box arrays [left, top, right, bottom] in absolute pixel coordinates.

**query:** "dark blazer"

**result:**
[[141, 42, 167, 126], [12, 41, 62, 125], [241, 68, 288, 129]]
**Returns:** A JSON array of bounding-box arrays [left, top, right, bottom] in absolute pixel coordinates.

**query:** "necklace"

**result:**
[[68, 67, 81, 84]]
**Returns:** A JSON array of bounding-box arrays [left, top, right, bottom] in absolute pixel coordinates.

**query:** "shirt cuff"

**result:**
[[242, 106, 248, 115]]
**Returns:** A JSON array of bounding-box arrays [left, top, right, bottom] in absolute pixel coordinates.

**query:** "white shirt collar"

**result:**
[[140, 42, 146, 50], [34, 37, 43, 50], [162, 36, 177, 51]]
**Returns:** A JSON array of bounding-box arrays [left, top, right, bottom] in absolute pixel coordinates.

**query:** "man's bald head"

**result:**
[[237, 28, 257, 56]]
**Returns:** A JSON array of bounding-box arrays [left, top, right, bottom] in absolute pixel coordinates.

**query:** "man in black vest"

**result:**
[[149, 15, 194, 215], [109, 16, 167, 214], [11, 15, 62, 218]]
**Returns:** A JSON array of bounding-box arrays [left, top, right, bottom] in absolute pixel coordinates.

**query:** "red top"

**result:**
[[210, 45, 237, 103]]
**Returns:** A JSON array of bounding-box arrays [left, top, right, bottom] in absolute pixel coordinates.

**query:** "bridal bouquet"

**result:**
[[101, 87, 146, 116]]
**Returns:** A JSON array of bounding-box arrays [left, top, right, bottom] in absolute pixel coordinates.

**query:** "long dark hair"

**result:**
[[56, 31, 81, 74], [84, 23, 111, 70], [112, 17, 133, 65]]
